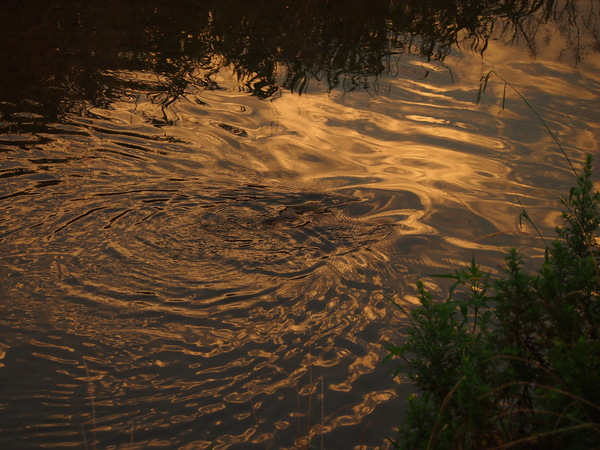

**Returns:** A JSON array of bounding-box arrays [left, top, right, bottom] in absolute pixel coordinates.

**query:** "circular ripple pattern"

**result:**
[[1, 178, 412, 448], [145, 189, 394, 275], [45, 183, 401, 308]]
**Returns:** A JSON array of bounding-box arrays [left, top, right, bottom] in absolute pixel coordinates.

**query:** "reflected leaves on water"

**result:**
[[0, 0, 598, 129], [215, 123, 248, 137]]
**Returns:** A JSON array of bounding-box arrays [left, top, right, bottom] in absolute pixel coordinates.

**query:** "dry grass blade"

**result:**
[[490, 423, 600, 450], [83, 360, 97, 450], [427, 375, 466, 450], [478, 70, 578, 178]]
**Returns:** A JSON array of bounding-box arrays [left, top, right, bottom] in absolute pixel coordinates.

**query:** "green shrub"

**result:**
[[385, 155, 600, 449]]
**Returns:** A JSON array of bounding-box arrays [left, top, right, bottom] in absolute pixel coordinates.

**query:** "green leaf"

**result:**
[[460, 303, 468, 319]]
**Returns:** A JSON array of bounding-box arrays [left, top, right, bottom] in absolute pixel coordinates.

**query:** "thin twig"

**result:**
[[83, 360, 97, 450], [320, 376, 324, 450]]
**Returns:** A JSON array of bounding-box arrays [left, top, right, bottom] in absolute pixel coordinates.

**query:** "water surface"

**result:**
[[1, 1, 599, 448]]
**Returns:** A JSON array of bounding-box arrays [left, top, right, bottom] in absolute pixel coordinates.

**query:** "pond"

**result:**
[[1, 1, 599, 448]]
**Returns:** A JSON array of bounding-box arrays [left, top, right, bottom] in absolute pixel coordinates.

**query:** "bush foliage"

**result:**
[[385, 155, 600, 449]]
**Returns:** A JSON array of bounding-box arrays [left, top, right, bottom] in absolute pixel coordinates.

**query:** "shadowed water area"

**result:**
[[1, 0, 599, 448]]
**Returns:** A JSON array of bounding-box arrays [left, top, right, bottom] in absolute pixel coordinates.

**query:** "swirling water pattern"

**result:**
[[1, 23, 600, 450]]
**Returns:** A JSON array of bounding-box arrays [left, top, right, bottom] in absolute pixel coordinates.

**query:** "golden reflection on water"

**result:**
[[1, 11, 600, 450]]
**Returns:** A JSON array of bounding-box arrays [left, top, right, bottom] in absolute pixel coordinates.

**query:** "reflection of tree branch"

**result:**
[[555, 0, 600, 65], [0, 0, 598, 124], [195, 0, 599, 97]]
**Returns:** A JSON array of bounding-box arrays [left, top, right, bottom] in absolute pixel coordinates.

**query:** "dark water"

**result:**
[[1, 1, 599, 448]]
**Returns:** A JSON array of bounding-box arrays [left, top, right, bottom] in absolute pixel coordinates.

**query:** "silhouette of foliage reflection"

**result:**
[[0, 0, 597, 123]]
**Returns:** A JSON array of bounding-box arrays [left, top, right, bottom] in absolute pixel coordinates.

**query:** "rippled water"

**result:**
[[1, 3, 600, 448]]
